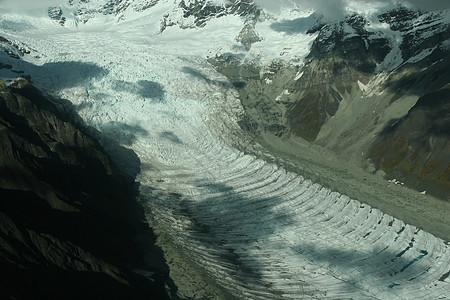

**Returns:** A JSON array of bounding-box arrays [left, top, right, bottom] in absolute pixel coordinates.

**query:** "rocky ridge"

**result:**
[[369, 83, 450, 198], [0, 78, 173, 298], [49, 0, 261, 33], [210, 7, 450, 199]]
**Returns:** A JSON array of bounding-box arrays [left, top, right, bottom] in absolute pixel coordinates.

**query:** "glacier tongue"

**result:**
[[1, 8, 450, 300]]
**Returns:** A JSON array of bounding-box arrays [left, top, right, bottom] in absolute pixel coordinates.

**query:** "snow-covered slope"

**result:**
[[1, 1, 449, 299]]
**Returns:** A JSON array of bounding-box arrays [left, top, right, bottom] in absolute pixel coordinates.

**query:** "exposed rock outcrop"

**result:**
[[236, 23, 263, 51], [54, 0, 261, 30], [48, 6, 66, 26], [0, 78, 173, 298], [288, 14, 390, 141], [369, 84, 450, 199], [211, 8, 450, 198]]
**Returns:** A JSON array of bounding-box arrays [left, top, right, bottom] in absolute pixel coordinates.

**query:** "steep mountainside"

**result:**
[[49, 0, 261, 31], [211, 7, 450, 199], [0, 78, 172, 298], [369, 84, 450, 198]]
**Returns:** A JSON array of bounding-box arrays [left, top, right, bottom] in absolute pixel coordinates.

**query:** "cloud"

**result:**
[[301, 0, 348, 22]]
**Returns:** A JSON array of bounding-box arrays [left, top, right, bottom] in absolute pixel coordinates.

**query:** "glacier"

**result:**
[[1, 2, 449, 299]]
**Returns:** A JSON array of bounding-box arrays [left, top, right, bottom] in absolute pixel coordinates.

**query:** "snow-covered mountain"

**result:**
[[1, 0, 450, 299], [48, 0, 260, 30], [209, 5, 450, 197]]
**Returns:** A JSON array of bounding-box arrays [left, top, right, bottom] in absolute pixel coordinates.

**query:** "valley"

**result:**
[[0, 1, 449, 299]]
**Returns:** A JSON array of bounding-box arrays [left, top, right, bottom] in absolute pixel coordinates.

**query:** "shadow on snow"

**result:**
[[145, 178, 437, 297]]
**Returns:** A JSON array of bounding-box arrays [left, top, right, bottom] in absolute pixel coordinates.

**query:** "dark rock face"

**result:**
[[160, 0, 260, 32], [48, 6, 66, 26], [212, 8, 450, 198], [379, 8, 450, 62], [237, 23, 263, 51], [58, 0, 260, 30], [369, 84, 450, 199], [0, 79, 172, 298], [0, 36, 30, 60], [279, 8, 450, 147], [289, 14, 390, 141], [210, 56, 292, 137]]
